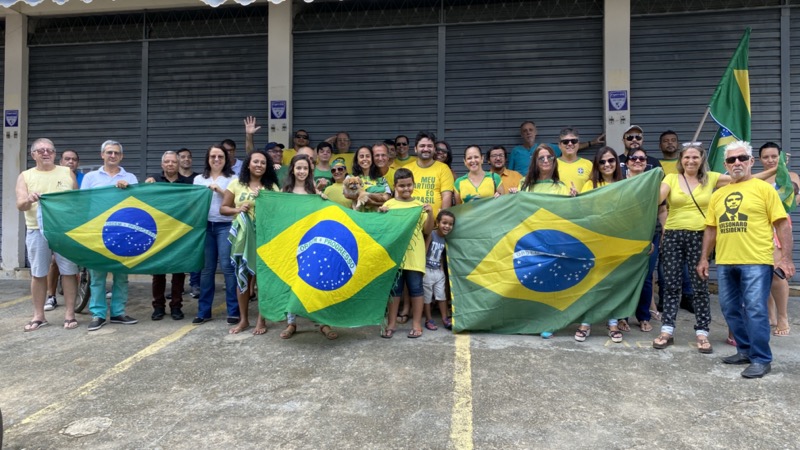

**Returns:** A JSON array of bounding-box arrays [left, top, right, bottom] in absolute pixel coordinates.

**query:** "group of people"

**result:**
[[16, 119, 796, 378]]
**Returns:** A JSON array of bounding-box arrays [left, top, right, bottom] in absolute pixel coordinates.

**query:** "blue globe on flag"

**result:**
[[102, 207, 157, 257], [297, 220, 359, 291], [513, 229, 595, 292]]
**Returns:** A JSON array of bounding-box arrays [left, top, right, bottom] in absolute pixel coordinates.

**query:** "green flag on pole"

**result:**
[[255, 192, 421, 328], [446, 170, 662, 334], [776, 151, 797, 213], [708, 28, 751, 172], [39, 183, 211, 274]]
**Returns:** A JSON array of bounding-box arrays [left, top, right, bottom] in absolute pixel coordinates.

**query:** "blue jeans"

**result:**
[[717, 264, 773, 364], [88, 270, 128, 319], [190, 271, 200, 289], [635, 232, 660, 322], [197, 222, 238, 319]]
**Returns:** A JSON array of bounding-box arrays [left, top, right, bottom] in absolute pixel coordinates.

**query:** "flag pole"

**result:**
[[692, 107, 710, 143]]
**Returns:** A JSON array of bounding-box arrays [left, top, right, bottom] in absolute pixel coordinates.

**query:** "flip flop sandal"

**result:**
[[381, 328, 395, 339], [696, 336, 714, 354], [64, 319, 79, 330], [280, 324, 296, 339], [652, 333, 674, 349], [24, 320, 49, 332], [407, 328, 423, 338], [609, 329, 623, 343], [574, 328, 590, 342], [396, 314, 409, 324], [425, 320, 438, 331], [320, 325, 338, 340], [618, 320, 630, 332]]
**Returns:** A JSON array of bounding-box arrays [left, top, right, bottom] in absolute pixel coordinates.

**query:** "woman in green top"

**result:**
[[454, 145, 505, 204]]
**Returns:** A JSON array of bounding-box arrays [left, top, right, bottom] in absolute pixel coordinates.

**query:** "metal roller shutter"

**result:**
[[27, 42, 144, 177], [444, 18, 605, 170], [146, 36, 269, 176], [293, 27, 440, 150], [0, 44, 4, 247], [630, 10, 781, 151]]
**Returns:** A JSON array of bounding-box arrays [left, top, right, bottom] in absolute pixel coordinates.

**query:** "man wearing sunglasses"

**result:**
[[390, 135, 416, 169], [620, 125, 662, 171], [282, 129, 311, 166], [557, 128, 594, 193], [509, 121, 604, 175], [698, 141, 794, 379]]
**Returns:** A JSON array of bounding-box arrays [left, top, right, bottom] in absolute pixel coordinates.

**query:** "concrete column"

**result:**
[[2, 12, 29, 273], [603, 0, 631, 155], [267, 0, 293, 146]]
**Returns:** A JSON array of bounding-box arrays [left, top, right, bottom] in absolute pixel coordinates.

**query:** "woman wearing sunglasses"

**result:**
[[322, 157, 352, 208], [515, 144, 577, 196]]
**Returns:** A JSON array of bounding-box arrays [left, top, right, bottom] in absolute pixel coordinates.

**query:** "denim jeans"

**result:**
[[197, 222, 238, 319], [88, 270, 128, 319], [189, 271, 201, 289], [717, 264, 773, 364], [635, 231, 660, 322]]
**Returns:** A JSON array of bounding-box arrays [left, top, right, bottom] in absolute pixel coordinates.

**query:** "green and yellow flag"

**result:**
[[447, 170, 662, 334], [40, 184, 211, 273], [708, 28, 751, 172], [256, 192, 421, 328], [777, 151, 797, 213]]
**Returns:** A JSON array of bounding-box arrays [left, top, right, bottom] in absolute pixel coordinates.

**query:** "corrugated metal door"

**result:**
[[293, 27, 440, 150], [146, 36, 269, 176], [444, 19, 605, 165], [0, 44, 4, 247], [27, 42, 144, 175]]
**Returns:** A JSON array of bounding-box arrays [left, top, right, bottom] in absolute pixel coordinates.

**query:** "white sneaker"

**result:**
[[105, 291, 112, 299], [44, 295, 58, 311]]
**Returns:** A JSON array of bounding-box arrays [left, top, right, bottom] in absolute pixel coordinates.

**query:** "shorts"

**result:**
[[423, 267, 446, 304], [390, 269, 424, 298], [26, 229, 78, 278]]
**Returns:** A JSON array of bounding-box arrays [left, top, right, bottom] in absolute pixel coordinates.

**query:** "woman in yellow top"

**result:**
[[654, 143, 778, 351], [221, 150, 280, 335], [574, 147, 625, 343], [351, 145, 391, 209], [514, 144, 577, 196], [454, 145, 505, 204]]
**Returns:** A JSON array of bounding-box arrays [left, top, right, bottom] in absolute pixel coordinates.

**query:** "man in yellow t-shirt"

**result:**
[[658, 130, 680, 176], [698, 140, 794, 379], [557, 128, 593, 193], [406, 132, 454, 217], [487, 145, 522, 194]]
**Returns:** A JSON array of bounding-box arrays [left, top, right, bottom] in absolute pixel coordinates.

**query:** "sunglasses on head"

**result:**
[[628, 155, 647, 162], [625, 135, 643, 141], [560, 139, 579, 145], [725, 154, 751, 164], [599, 157, 616, 165]]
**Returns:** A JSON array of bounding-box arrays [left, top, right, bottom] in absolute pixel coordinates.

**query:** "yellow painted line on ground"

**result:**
[[7, 303, 226, 434], [451, 333, 474, 450], [0, 295, 31, 310]]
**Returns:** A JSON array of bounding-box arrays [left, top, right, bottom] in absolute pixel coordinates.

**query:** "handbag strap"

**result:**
[[682, 174, 705, 219]]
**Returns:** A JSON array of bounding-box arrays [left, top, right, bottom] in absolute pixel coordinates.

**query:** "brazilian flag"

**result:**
[[40, 184, 211, 274], [447, 170, 662, 334], [256, 192, 421, 328], [776, 151, 797, 213]]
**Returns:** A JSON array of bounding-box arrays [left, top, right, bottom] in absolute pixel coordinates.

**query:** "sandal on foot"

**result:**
[[574, 327, 590, 342], [640, 320, 653, 332], [696, 335, 714, 354], [63, 319, 79, 330], [726, 336, 737, 347], [425, 319, 438, 331], [381, 328, 396, 339], [396, 314, 409, 324], [443, 316, 452, 330], [320, 325, 338, 340], [773, 326, 791, 336], [618, 319, 630, 332], [407, 328, 423, 338], [24, 320, 49, 332], [609, 329, 623, 343], [280, 324, 296, 339], [653, 333, 674, 349], [649, 309, 662, 321]]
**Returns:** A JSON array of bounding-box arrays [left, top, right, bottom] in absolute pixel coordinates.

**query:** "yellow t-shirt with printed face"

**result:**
[[660, 159, 679, 176], [557, 157, 593, 193], [408, 160, 455, 218], [382, 198, 428, 272], [706, 178, 787, 265], [664, 172, 721, 231]]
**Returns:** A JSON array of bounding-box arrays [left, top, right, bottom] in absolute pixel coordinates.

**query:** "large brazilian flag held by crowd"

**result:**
[[256, 192, 421, 328], [40, 184, 211, 274], [448, 170, 662, 334]]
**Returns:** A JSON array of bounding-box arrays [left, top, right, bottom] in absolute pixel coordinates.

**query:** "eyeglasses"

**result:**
[[332, 167, 346, 173], [599, 157, 616, 165], [625, 135, 643, 141], [210, 155, 225, 160], [35, 148, 55, 154], [560, 139, 579, 145], [628, 155, 647, 162], [725, 154, 751, 164], [396, 142, 408, 146], [537, 155, 554, 162]]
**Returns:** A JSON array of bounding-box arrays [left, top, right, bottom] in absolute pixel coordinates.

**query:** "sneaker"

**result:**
[[170, 307, 185, 320], [190, 285, 200, 298], [109, 315, 138, 325], [105, 290, 112, 299], [88, 317, 106, 331], [44, 295, 58, 311], [151, 307, 166, 321], [192, 317, 210, 324], [227, 317, 240, 325]]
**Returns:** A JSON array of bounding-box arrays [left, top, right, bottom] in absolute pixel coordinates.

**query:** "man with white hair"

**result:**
[[16, 138, 79, 331], [698, 140, 794, 378]]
